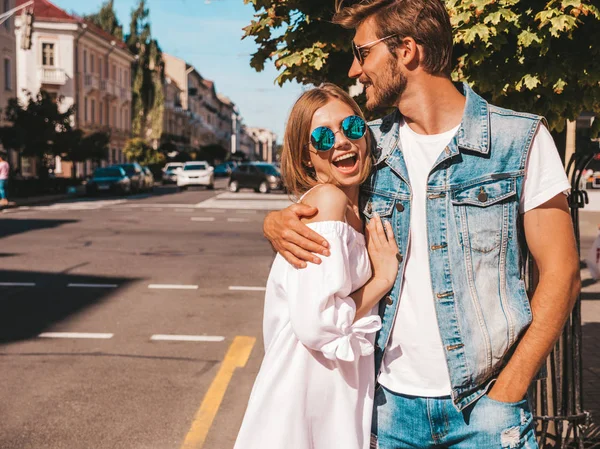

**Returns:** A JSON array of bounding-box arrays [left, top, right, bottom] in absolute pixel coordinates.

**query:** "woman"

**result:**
[[234, 84, 399, 449]]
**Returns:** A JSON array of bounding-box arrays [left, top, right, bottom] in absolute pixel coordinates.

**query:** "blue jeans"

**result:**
[[0, 179, 6, 200], [372, 385, 538, 449]]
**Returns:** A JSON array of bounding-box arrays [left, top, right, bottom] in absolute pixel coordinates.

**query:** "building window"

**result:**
[[99, 59, 102, 78], [112, 64, 116, 80], [42, 43, 55, 67], [83, 49, 87, 73], [4, 58, 11, 91], [90, 54, 95, 73], [99, 102, 103, 125], [112, 106, 116, 127], [91, 99, 96, 124], [84, 97, 88, 123]]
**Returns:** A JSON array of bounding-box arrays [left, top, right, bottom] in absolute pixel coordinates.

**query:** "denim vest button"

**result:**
[[478, 187, 488, 203], [396, 203, 404, 212], [385, 295, 393, 305], [396, 252, 403, 263]]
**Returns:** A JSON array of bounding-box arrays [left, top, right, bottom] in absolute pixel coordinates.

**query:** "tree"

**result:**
[[123, 137, 165, 166], [56, 130, 110, 178], [242, 0, 600, 134], [126, 0, 165, 142], [84, 0, 123, 40], [196, 144, 227, 165], [0, 91, 75, 177]]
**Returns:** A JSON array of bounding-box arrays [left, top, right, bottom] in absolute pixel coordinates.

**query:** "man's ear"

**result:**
[[396, 37, 419, 69]]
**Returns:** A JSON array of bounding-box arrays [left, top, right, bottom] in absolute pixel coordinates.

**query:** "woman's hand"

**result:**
[[263, 204, 330, 268], [365, 213, 399, 290]]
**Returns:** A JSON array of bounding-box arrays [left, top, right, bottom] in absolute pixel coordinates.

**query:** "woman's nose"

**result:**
[[333, 130, 351, 149]]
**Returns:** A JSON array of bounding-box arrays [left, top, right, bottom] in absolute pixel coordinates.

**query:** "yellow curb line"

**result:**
[[180, 336, 256, 449]]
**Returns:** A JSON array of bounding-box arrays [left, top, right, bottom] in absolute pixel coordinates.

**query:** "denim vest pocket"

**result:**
[[451, 178, 517, 253], [362, 195, 396, 220]]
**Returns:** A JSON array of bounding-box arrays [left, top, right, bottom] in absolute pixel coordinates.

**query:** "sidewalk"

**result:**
[[0, 193, 70, 210], [578, 211, 600, 445]]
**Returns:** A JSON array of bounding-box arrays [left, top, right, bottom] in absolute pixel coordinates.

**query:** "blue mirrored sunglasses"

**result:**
[[309, 115, 366, 152]]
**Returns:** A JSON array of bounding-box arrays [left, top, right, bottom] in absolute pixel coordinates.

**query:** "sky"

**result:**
[[53, 0, 308, 142]]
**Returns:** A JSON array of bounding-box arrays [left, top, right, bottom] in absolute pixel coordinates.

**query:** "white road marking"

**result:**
[[67, 283, 118, 288], [236, 210, 258, 214], [39, 332, 114, 339], [229, 286, 267, 292], [227, 218, 250, 223], [148, 284, 199, 290], [176, 208, 195, 213], [191, 217, 216, 222], [150, 335, 225, 342], [205, 209, 226, 213], [144, 207, 162, 212], [0, 282, 36, 287]]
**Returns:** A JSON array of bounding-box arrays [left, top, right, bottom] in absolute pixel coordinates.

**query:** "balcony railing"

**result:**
[[84, 73, 100, 91], [39, 67, 66, 85], [120, 87, 131, 102]]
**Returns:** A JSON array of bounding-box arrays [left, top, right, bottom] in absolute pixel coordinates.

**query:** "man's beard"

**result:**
[[365, 58, 407, 111]]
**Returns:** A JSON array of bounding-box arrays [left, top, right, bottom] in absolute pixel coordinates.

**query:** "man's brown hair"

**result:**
[[281, 83, 372, 199], [333, 0, 453, 77]]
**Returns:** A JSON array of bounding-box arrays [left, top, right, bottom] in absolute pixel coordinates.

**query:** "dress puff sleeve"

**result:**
[[286, 222, 381, 362]]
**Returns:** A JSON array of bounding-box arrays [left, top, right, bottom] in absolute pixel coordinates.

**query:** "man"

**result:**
[[0, 152, 9, 207], [263, 0, 581, 447]]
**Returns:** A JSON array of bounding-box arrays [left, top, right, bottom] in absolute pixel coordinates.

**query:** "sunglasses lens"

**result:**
[[342, 116, 366, 140], [310, 127, 335, 151], [352, 42, 362, 64]]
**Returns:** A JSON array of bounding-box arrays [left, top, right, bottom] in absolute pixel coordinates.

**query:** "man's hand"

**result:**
[[263, 204, 331, 268]]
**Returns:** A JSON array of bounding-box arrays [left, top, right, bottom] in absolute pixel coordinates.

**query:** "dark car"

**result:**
[[214, 161, 237, 178], [228, 162, 283, 194], [115, 162, 144, 192], [86, 166, 131, 196]]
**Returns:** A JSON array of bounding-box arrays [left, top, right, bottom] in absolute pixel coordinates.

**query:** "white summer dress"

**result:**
[[234, 215, 381, 449]]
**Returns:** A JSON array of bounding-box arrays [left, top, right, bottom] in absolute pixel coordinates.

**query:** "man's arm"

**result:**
[[488, 193, 581, 403], [263, 204, 331, 269]]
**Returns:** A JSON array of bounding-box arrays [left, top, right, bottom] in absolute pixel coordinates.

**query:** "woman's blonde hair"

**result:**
[[281, 83, 373, 198]]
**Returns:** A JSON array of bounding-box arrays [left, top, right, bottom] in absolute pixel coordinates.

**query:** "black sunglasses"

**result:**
[[309, 115, 367, 152], [352, 34, 399, 65]]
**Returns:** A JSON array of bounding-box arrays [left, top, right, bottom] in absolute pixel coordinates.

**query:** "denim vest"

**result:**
[[361, 83, 544, 411]]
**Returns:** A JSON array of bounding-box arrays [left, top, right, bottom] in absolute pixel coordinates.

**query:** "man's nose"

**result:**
[[348, 58, 362, 79]]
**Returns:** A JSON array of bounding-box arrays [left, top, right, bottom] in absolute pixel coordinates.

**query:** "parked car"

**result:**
[[141, 166, 155, 191], [86, 166, 131, 196], [115, 162, 145, 193], [162, 162, 184, 184], [177, 161, 214, 190], [214, 161, 237, 178], [228, 162, 283, 194]]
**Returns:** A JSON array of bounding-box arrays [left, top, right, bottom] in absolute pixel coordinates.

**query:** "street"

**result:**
[[2, 182, 600, 448], [0, 179, 292, 449]]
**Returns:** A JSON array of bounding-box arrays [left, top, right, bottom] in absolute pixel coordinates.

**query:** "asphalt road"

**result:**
[[0, 179, 292, 449]]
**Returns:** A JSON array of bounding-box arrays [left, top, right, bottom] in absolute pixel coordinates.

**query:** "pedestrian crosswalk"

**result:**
[[7, 192, 294, 213], [195, 192, 293, 210]]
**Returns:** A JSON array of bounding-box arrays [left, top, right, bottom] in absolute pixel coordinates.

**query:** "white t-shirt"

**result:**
[[378, 120, 571, 397]]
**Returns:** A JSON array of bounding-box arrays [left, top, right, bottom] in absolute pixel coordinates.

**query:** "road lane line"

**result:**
[[67, 283, 118, 288], [0, 282, 36, 287], [236, 210, 257, 214], [176, 209, 195, 213], [148, 284, 199, 290], [180, 336, 256, 449], [204, 209, 226, 213], [191, 217, 216, 222], [150, 335, 225, 342], [227, 218, 250, 223], [228, 286, 266, 292], [39, 332, 114, 339]]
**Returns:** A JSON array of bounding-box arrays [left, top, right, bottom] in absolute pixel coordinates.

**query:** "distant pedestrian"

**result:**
[[0, 152, 9, 207]]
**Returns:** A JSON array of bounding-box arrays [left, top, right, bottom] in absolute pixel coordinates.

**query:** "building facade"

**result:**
[[0, 0, 18, 173], [15, 0, 134, 178], [247, 127, 277, 163]]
